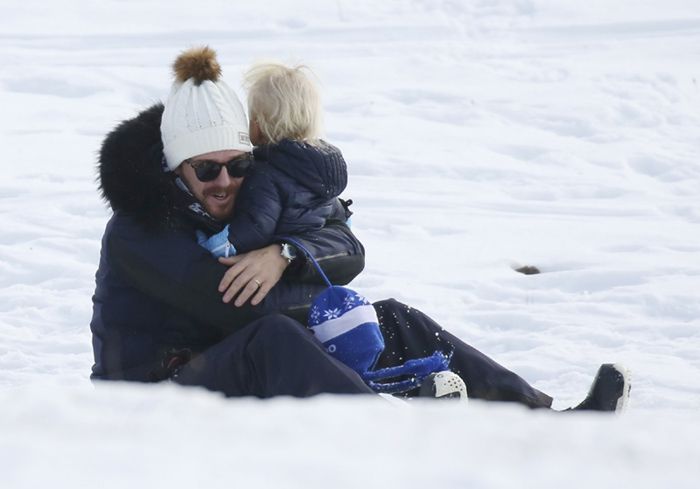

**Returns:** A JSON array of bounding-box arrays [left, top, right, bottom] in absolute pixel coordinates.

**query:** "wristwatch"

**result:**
[[280, 242, 297, 264]]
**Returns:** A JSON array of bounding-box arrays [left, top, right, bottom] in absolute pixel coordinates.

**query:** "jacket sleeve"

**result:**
[[226, 169, 282, 254], [105, 215, 322, 338], [283, 205, 366, 285]]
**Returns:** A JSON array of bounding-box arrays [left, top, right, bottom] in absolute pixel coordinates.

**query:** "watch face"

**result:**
[[281, 243, 296, 261]]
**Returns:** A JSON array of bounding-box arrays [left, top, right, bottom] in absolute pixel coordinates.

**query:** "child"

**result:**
[[197, 62, 348, 260], [196, 60, 466, 398]]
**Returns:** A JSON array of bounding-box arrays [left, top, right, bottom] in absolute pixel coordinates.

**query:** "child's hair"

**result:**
[[243, 62, 322, 145]]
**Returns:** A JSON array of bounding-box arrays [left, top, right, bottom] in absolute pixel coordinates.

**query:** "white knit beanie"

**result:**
[[161, 46, 252, 170]]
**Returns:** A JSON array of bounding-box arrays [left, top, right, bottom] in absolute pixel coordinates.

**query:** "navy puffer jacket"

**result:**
[[228, 140, 348, 253]]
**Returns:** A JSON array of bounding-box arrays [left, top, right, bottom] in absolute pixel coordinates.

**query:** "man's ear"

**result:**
[[250, 119, 265, 146]]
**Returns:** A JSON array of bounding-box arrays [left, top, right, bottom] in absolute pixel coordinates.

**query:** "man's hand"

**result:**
[[218, 244, 288, 307]]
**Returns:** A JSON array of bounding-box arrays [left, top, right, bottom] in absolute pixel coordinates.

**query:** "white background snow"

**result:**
[[1, 0, 699, 487]]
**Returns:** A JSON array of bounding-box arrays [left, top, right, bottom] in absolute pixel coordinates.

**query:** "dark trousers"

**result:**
[[375, 299, 553, 408], [174, 313, 374, 397], [175, 300, 552, 408]]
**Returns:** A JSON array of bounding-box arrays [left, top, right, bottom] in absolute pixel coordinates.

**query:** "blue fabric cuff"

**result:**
[[196, 224, 237, 258]]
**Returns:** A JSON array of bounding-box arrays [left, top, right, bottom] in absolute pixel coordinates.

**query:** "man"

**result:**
[[91, 47, 630, 411], [91, 47, 373, 396]]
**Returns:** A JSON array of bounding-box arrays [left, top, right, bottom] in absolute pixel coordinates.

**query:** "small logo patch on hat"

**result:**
[[239, 132, 250, 145]]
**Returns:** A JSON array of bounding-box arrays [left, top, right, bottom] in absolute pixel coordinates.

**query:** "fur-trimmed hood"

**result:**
[[98, 104, 177, 227]]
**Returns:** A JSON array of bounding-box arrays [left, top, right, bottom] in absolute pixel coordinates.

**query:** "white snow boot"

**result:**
[[418, 371, 468, 403]]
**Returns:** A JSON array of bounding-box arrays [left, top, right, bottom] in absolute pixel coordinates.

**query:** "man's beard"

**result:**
[[171, 173, 227, 234]]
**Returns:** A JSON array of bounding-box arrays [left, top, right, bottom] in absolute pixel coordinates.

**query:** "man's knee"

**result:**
[[251, 314, 311, 342], [373, 298, 403, 311]]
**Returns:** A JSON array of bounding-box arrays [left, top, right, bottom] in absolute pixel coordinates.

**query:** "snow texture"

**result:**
[[1, 1, 699, 487]]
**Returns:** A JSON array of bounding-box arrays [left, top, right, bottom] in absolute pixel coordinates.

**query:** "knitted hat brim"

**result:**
[[164, 126, 252, 170]]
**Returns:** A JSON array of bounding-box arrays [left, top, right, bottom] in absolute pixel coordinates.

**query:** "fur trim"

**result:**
[[173, 46, 221, 85], [98, 104, 176, 228]]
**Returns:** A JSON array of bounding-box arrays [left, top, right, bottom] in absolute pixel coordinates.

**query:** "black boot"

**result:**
[[569, 364, 631, 412]]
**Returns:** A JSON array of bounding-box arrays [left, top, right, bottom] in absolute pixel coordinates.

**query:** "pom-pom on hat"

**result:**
[[161, 46, 252, 170]]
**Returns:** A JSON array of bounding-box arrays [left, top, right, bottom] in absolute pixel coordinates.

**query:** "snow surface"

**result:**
[[1, 1, 699, 487]]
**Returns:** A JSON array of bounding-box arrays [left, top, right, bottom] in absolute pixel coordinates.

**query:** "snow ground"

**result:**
[[1, 1, 699, 487]]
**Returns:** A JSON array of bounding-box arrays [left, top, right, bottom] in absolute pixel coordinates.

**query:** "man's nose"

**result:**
[[213, 164, 231, 185]]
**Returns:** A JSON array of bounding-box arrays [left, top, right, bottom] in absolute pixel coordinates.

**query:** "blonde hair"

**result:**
[[244, 62, 322, 145]]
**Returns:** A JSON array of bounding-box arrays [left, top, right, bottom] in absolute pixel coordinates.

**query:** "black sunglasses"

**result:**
[[185, 153, 254, 182]]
